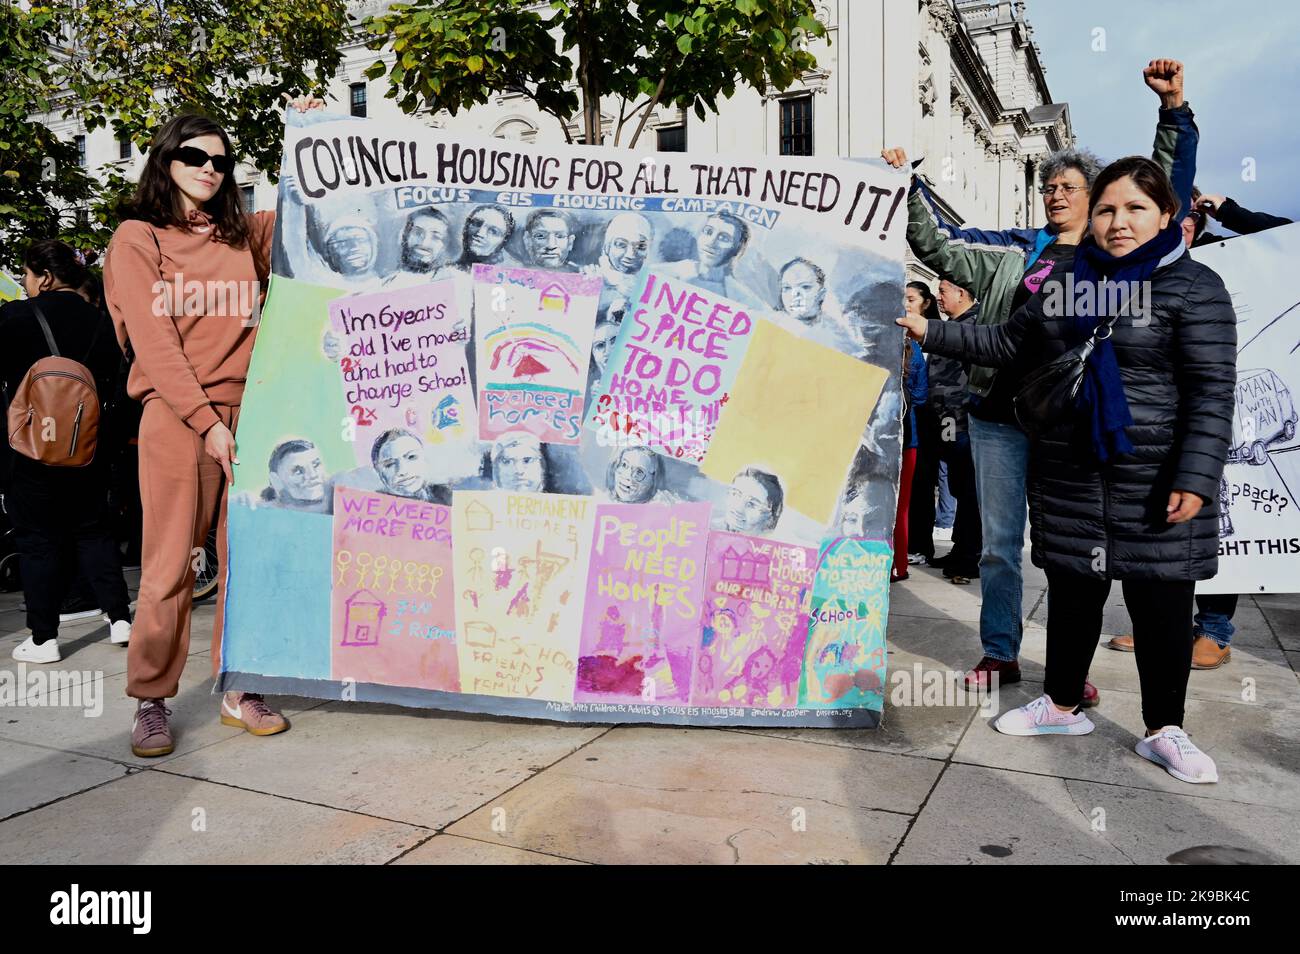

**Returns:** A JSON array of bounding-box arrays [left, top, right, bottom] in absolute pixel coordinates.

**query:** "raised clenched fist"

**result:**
[[1143, 59, 1184, 108]]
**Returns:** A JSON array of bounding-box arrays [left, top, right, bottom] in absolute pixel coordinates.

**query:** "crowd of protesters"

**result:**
[[2, 56, 1293, 785], [889, 58, 1292, 785]]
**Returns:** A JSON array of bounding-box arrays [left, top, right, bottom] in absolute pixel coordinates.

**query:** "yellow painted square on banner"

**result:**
[[700, 319, 890, 526]]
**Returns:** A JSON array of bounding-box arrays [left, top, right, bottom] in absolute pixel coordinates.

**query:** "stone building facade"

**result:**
[[47, 0, 1073, 279]]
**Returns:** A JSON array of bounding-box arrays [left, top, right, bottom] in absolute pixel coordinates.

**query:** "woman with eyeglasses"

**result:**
[[103, 99, 322, 758], [898, 156, 1236, 785], [881, 59, 1198, 703]]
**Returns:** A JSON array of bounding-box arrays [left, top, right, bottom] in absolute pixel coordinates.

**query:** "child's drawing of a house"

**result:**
[[341, 589, 386, 647], [538, 281, 572, 313]]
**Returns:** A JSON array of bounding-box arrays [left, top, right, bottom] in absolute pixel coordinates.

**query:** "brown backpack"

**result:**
[[6, 302, 101, 467]]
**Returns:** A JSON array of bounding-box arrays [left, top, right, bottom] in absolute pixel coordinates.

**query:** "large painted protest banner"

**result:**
[[1194, 223, 1300, 595], [219, 109, 909, 727]]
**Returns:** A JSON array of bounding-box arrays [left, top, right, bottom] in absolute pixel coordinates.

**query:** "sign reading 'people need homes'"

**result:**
[[220, 111, 909, 727]]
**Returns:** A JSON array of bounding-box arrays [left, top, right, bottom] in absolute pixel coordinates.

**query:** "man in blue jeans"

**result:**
[[883, 60, 1199, 704]]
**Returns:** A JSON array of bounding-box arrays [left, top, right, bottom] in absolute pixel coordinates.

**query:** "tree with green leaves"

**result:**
[[1, 0, 351, 271], [363, 0, 827, 148]]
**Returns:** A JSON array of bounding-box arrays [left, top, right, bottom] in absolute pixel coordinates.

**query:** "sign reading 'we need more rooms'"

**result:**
[[219, 110, 909, 728]]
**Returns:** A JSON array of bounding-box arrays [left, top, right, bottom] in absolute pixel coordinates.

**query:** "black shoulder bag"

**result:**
[[1012, 285, 1141, 438]]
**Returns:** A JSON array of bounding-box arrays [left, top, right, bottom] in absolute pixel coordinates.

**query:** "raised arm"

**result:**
[[881, 147, 1028, 302], [1145, 59, 1198, 220], [1199, 195, 1293, 236]]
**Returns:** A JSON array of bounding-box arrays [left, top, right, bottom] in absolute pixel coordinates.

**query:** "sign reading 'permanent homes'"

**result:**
[[219, 111, 910, 727]]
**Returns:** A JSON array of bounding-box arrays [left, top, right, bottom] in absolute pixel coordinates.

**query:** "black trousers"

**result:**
[[909, 406, 981, 569], [9, 457, 131, 642], [941, 436, 982, 574], [1044, 568, 1195, 730], [908, 406, 941, 558]]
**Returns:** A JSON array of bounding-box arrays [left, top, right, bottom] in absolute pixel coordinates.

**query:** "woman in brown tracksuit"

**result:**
[[104, 99, 321, 757]]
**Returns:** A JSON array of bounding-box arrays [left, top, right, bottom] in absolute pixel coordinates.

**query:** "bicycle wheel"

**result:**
[[192, 525, 220, 602]]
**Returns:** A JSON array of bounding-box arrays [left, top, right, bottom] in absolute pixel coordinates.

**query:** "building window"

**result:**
[[119, 138, 132, 161], [493, 118, 537, 142], [240, 185, 255, 212], [779, 95, 813, 156], [75, 134, 87, 167], [656, 125, 686, 152], [350, 83, 367, 118], [74, 208, 89, 227]]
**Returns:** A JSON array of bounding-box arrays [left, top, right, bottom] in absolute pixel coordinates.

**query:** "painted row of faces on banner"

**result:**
[[258, 185, 907, 548]]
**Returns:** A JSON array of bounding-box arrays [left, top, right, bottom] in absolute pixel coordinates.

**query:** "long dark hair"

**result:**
[[122, 113, 250, 249], [906, 280, 941, 322], [25, 239, 89, 291], [1088, 156, 1180, 219]]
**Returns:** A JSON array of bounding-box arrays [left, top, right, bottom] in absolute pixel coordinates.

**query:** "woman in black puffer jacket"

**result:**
[[899, 156, 1236, 785]]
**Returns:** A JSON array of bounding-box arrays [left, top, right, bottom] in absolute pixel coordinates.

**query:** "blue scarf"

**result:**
[[1071, 222, 1184, 462]]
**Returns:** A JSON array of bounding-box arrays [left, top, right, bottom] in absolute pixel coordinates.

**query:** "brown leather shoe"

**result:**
[[1106, 634, 1135, 652], [1191, 635, 1231, 670]]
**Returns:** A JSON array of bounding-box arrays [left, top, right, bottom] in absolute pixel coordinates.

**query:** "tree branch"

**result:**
[[625, 75, 667, 151]]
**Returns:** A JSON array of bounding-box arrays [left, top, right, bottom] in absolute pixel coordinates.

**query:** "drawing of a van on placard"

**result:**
[[1229, 369, 1298, 466]]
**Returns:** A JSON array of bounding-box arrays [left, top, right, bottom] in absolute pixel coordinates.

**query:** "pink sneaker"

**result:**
[[1136, 727, 1218, 784], [220, 692, 289, 737], [993, 694, 1095, 736], [131, 699, 174, 758]]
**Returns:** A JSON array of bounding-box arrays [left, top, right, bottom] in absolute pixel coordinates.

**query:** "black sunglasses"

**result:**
[[167, 146, 235, 175]]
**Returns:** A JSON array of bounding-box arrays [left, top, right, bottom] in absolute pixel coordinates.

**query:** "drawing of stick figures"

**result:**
[[468, 548, 486, 587], [371, 553, 390, 591], [424, 565, 444, 599], [353, 551, 372, 589], [335, 549, 353, 586]]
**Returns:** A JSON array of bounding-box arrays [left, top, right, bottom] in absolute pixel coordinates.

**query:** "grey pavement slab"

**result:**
[[160, 701, 609, 829], [1, 632, 132, 686], [883, 612, 987, 671], [888, 571, 989, 622], [0, 739, 128, 823], [730, 691, 977, 761], [1260, 604, 1300, 651], [392, 833, 587, 865], [0, 770, 422, 864], [894, 763, 1300, 864], [446, 726, 938, 864], [953, 681, 1300, 810]]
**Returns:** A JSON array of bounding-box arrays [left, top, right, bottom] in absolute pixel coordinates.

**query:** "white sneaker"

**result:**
[[1136, 727, 1219, 784], [12, 635, 61, 664], [993, 693, 1095, 736], [109, 619, 131, 646], [58, 606, 102, 623]]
